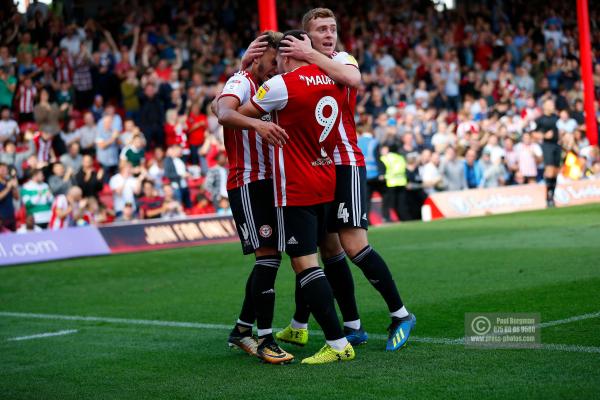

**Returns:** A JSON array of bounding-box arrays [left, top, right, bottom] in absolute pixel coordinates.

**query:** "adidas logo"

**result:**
[[287, 236, 298, 245], [369, 279, 380, 284], [362, 213, 368, 220], [262, 288, 275, 295]]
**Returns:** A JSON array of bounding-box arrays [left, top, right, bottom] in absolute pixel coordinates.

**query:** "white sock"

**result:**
[[257, 328, 272, 337], [390, 306, 409, 319], [326, 338, 349, 351], [237, 319, 253, 327], [291, 318, 308, 329], [343, 319, 361, 330]]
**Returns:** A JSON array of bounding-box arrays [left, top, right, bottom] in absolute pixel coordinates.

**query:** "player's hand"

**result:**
[[254, 120, 288, 147], [279, 34, 313, 60], [241, 33, 269, 70]]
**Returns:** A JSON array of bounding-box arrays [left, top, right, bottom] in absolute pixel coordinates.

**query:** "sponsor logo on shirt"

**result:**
[[256, 84, 270, 100]]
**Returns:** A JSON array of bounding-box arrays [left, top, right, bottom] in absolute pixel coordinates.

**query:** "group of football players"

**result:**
[[214, 8, 416, 365]]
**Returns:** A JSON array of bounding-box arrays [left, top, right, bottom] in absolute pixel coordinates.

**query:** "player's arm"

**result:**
[[279, 34, 361, 88], [217, 96, 288, 147], [240, 33, 270, 70]]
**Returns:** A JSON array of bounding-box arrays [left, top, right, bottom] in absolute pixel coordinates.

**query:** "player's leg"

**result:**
[[244, 181, 293, 363], [319, 232, 366, 345], [542, 143, 560, 207], [337, 166, 416, 350], [283, 204, 354, 364], [226, 185, 259, 355]]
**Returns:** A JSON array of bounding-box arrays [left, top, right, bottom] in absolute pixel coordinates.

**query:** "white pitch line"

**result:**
[[8, 329, 78, 342], [0, 311, 598, 353], [538, 311, 600, 328]]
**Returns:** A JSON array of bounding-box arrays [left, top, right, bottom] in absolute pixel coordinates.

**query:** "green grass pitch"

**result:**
[[1, 204, 599, 399]]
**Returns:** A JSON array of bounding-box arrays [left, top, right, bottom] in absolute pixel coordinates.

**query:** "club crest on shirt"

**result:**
[[259, 225, 272, 238]]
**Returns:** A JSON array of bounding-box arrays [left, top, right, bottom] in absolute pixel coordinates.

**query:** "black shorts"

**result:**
[[278, 203, 330, 258], [229, 179, 278, 255], [328, 165, 369, 231], [542, 142, 562, 167]]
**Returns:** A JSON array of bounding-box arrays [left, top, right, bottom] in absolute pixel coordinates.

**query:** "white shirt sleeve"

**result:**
[[332, 51, 359, 68], [250, 74, 288, 113], [219, 74, 252, 105]]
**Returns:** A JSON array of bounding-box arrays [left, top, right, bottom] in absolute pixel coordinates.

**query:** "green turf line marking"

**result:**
[[0, 311, 598, 353], [7, 329, 78, 341]]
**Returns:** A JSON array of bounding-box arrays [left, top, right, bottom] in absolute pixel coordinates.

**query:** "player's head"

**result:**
[[277, 30, 312, 73], [251, 31, 283, 83], [301, 8, 337, 57]]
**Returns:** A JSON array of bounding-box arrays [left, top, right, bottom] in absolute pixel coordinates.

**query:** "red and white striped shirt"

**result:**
[[55, 55, 73, 83], [18, 85, 37, 114], [48, 194, 72, 229], [331, 51, 365, 167], [251, 64, 343, 207], [219, 70, 272, 191], [33, 132, 52, 162]]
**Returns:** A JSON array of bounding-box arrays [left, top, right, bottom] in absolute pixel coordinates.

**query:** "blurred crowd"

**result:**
[[1, 0, 600, 232]]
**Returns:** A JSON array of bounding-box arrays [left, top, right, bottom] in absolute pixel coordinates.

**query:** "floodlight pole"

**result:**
[[577, 0, 598, 146], [258, 0, 278, 32]]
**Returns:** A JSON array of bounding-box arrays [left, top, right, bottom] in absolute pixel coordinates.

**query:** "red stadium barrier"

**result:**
[[98, 214, 238, 254]]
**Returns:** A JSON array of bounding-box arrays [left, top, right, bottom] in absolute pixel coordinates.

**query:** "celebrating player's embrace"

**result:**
[[215, 8, 416, 365]]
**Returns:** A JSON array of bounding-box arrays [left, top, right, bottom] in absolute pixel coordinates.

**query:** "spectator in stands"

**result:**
[[48, 185, 85, 229], [0, 162, 18, 231], [164, 144, 191, 208], [405, 152, 426, 220], [421, 150, 443, 194], [121, 69, 140, 119], [120, 134, 145, 175], [16, 214, 42, 233], [117, 202, 136, 222], [380, 145, 410, 222], [514, 132, 543, 184], [95, 114, 120, 179], [0, 106, 19, 148], [479, 149, 507, 188], [204, 151, 227, 209], [189, 192, 215, 215], [358, 128, 386, 223], [164, 108, 187, 148], [77, 112, 98, 156], [147, 147, 165, 193], [0, 67, 17, 108], [20, 168, 53, 228], [74, 154, 104, 199], [440, 147, 466, 191], [60, 142, 83, 173], [138, 83, 165, 148], [137, 179, 164, 219], [187, 102, 208, 168], [118, 118, 137, 149], [16, 77, 36, 122], [0, 135, 34, 179], [48, 162, 73, 195], [464, 148, 483, 189], [161, 184, 184, 219], [34, 89, 63, 136], [109, 160, 144, 217], [60, 120, 81, 150]]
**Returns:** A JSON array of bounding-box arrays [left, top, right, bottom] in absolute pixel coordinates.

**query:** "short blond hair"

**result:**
[[301, 8, 336, 32]]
